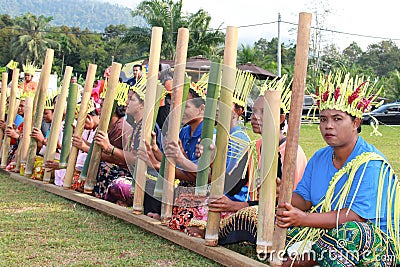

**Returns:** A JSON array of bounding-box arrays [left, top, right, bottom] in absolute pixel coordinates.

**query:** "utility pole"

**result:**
[[277, 13, 282, 77]]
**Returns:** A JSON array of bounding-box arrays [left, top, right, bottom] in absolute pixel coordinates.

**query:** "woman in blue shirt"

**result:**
[[276, 72, 399, 267]]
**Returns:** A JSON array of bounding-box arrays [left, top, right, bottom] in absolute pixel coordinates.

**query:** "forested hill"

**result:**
[[0, 0, 145, 31]]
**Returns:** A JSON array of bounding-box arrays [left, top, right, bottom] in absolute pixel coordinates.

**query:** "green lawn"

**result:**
[[0, 175, 218, 267]]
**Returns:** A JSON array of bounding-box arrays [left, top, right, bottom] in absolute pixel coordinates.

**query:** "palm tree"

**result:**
[[237, 44, 257, 65], [129, 0, 224, 60], [11, 13, 60, 65], [132, 0, 184, 59], [186, 9, 224, 58]]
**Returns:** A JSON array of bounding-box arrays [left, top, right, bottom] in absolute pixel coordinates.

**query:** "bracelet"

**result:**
[[111, 146, 115, 156]]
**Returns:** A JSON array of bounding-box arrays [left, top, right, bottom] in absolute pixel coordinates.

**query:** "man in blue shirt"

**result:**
[[125, 64, 143, 87]]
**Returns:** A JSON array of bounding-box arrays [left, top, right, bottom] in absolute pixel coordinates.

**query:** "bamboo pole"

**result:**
[[0, 72, 8, 153], [204, 26, 238, 246], [24, 49, 54, 176], [17, 96, 34, 173], [132, 27, 163, 214], [58, 84, 78, 168], [0, 68, 19, 168], [195, 61, 222, 195], [160, 27, 189, 223], [153, 75, 190, 199], [83, 62, 122, 194], [256, 90, 281, 254], [63, 64, 97, 188], [79, 141, 94, 181], [42, 66, 73, 183], [270, 12, 312, 267]]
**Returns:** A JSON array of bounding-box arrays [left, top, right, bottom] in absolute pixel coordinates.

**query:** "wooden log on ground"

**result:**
[[205, 26, 238, 246], [83, 62, 121, 194], [0, 68, 19, 168], [132, 27, 163, 214], [42, 66, 73, 183], [63, 64, 97, 188], [24, 49, 54, 176], [270, 12, 312, 267], [256, 90, 281, 254], [160, 28, 190, 224]]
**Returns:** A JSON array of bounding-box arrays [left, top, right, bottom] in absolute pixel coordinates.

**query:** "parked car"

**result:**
[[362, 102, 400, 125], [302, 95, 319, 121]]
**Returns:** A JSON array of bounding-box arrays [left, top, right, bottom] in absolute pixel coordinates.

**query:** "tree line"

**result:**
[[1, 0, 400, 101]]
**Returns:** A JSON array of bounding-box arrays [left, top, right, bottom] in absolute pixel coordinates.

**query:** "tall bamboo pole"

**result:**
[[58, 84, 78, 168], [24, 49, 54, 176], [83, 62, 122, 194], [132, 27, 163, 214], [160, 28, 189, 224], [63, 64, 97, 188], [42, 66, 73, 183], [204, 26, 238, 246], [153, 75, 190, 199], [256, 90, 281, 254], [0, 68, 19, 168], [195, 61, 222, 195], [17, 96, 34, 173], [0, 72, 8, 153], [270, 12, 312, 267]]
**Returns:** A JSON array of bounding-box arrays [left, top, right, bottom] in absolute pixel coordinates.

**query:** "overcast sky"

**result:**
[[107, 0, 400, 51]]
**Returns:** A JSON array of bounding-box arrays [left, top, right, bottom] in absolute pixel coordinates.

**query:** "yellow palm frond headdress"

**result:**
[[233, 69, 256, 108], [259, 74, 291, 114]]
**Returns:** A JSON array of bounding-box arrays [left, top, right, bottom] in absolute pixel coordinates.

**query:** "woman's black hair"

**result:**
[[115, 105, 126, 118]]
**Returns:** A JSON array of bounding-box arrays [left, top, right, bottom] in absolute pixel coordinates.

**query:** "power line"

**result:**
[[1, 19, 399, 43]]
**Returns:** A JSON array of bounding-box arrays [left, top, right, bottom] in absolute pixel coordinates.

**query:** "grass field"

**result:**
[[1, 124, 399, 266]]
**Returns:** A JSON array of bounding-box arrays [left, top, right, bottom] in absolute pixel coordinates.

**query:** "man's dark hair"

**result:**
[[133, 64, 142, 70], [351, 115, 362, 133], [188, 88, 205, 107]]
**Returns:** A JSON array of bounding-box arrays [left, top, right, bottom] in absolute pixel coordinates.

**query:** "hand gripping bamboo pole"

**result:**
[[0, 72, 8, 153], [256, 90, 281, 255], [63, 64, 97, 189], [42, 66, 73, 183], [24, 49, 54, 176], [160, 27, 189, 224], [0, 68, 19, 168], [205, 26, 238, 246], [270, 12, 312, 267], [83, 62, 121, 194], [17, 96, 34, 173], [132, 27, 163, 214]]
